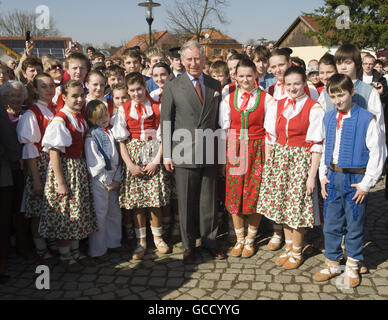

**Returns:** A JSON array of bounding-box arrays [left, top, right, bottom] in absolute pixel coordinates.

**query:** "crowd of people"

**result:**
[[0, 37, 387, 290]]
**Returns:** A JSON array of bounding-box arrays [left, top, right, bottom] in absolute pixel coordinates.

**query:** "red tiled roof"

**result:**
[[113, 30, 171, 57]]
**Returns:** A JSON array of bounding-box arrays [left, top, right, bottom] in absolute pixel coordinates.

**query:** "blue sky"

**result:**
[[0, 0, 325, 47]]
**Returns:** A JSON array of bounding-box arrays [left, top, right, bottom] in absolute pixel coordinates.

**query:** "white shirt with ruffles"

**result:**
[[218, 87, 275, 140], [264, 94, 325, 153], [111, 98, 161, 142], [84, 128, 121, 187], [318, 109, 387, 192], [41, 106, 87, 154], [16, 100, 55, 159]]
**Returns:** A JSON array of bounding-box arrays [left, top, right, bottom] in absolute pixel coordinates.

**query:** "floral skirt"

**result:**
[[24, 152, 49, 218], [120, 139, 170, 210], [256, 143, 315, 229], [40, 157, 98, 240], [225, 137, 265, 216]]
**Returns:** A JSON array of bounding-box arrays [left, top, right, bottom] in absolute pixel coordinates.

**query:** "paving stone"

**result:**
[[217, 281, 232, 289], [227, 288, 243, 298], [284, 284, 301, 292], [260, 291, 280, 299], [221, 273, 237, 281], [302, 293, 320, 300], [131, 277, 148, 286], [166, 278, 184, 288], [122, 294, 139, 300], [234, 282, 249, 290], [268, 283, 283, 291], [96, 275, 115, 284], [64, 291, 82, 299], [204, 273, 221, 280], [199, 280, 215, 289], [241, 289, 258, 300], [116, 289, 131, 298], [302, 284, 321, 293], [92, 293, 116, 300], [139, 290, 157, 299], [255, 274, 273, 282], [274, 275, 292, 284], [372, 277, 388, 286], [322, 285, 338, 293], [78, 274, 97, 282], [238, 274, 255, 281], [281, 293, 299, 300], [295, 276, 311, 283], [161, 290, 181, 300], [377, 286, 388, 296], [189, 288, 207, 299], [356, 286, 376, 295], [148, 277, 166, 287], [319, 293, 336, 300], [179, 294, 194, 300], [211, 289, 226, 299], [84, 287, 101, 296], [182, 279, 198, 288], [252, 282, 266, 291]]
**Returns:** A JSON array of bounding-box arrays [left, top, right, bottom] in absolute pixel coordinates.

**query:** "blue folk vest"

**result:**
[[323, 104, 373, 168], [353, 80, 373, 110]]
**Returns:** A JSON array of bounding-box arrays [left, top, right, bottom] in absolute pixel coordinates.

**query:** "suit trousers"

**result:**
[[175, 166, 218, 249]]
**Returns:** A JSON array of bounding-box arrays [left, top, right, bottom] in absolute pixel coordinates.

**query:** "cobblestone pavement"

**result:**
[[1, 179, 387, 300]]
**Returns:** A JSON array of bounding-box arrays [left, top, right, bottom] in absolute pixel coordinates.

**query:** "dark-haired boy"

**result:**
[[314, 74, 387, 287]]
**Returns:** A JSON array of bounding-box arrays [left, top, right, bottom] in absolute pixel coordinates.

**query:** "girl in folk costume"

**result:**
[[265, 49, 320, 251], [257, 66, 325, 269], [317, 53, 338, 113], [150, 62, 179, 242], [16, 73, 57, 263], [222, 53, 245, 100], [85, 100, 123, 261], [219, 59, 275, 257], [85, 71, 115, 117], [112, 72, 170, 260], [111, 84, 130, 127], [41, 80, 98, 272], [267, 49, 320, 102]]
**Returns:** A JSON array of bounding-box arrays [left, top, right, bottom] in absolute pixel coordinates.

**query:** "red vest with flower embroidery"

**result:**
[[29, 104, 56, 153], [55, 111, 86, 158], [228, 89, 267, 140], [122, 100, 160, 140], [107, 98, 114, 118], [276, 97, 317, 147]]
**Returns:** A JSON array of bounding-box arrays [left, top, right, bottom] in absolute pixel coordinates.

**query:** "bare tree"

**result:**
[[165, 0, 229, 41], [0, 9, 60, 37]]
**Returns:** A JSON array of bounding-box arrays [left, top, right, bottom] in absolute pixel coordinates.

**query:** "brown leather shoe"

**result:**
[[183, 249, 196, 264]]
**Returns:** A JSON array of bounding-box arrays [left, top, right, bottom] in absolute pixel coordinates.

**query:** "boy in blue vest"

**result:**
[[313, 74, 387, 287]]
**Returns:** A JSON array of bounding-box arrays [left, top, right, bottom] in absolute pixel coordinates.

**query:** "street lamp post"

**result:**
[[138, 0, 160, 48]]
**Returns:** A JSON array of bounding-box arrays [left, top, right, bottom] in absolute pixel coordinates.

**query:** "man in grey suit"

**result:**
[[161, 40, 225, 263]]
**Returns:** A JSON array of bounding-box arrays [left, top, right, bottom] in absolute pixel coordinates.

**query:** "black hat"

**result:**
[[169, 47, 181, 58]]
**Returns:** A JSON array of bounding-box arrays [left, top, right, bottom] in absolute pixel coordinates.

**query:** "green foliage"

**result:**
[[305, 0, 388, 49]]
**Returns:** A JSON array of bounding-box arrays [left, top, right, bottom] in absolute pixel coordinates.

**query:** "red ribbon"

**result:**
[[239, 92, 253, 112], [284, 98, 296, 112], [135, 104, 147, 119], [337, 111, 348, 130], [276, 82, 285, 95]]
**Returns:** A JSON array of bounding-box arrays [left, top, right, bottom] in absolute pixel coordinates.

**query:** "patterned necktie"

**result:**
[[239, 92, 253, 112], [195, 78, 204, 104], [337, 111, 348, 130]]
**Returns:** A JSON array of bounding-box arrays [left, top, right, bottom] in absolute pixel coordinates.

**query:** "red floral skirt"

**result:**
[[225, 136, 265, 216]]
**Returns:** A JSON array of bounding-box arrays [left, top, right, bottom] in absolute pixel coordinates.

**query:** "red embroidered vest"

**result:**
[[276, 97, 317, 147], [29, 104, 55, 154], [122, 100, 160, 140], [55, 111, 86, 158], [228, 89, 266, 140]]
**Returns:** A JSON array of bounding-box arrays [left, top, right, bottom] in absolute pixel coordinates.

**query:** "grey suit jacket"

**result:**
[[161, 72, 222, 168]]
